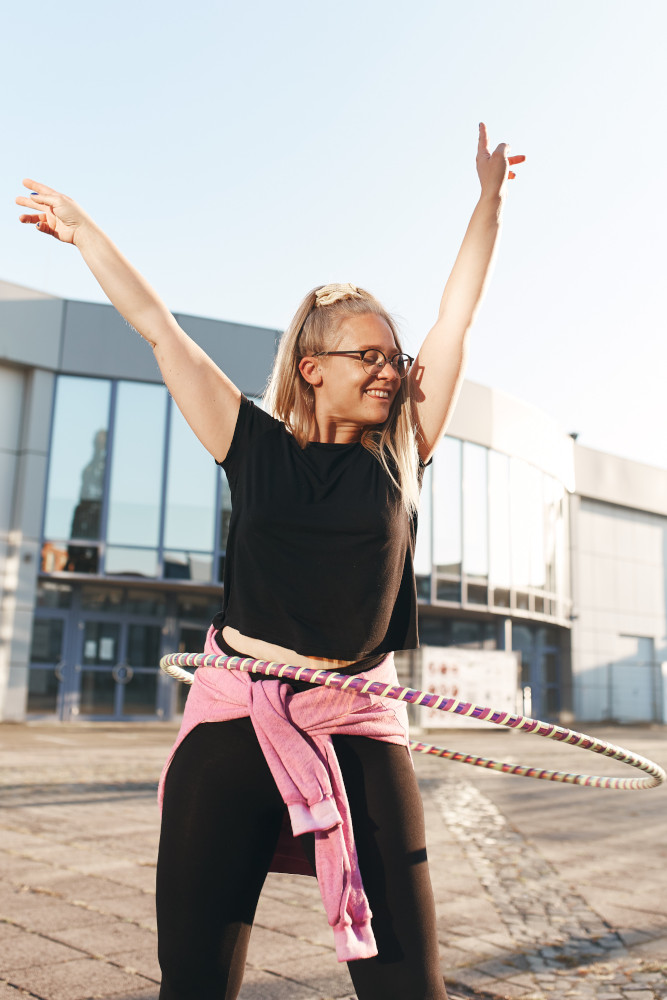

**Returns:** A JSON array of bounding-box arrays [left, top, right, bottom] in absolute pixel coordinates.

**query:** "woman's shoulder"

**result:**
[[217, 395, 287, 470]]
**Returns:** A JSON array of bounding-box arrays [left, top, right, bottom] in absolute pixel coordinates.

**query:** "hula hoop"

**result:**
[[160, 653, 665, 792]]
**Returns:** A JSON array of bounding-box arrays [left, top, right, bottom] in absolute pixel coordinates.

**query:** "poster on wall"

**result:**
[[420, 646, 520, 729]]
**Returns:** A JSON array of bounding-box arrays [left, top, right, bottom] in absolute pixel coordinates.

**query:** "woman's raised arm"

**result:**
[[16, 180, 241, 463], [409, 124, 525, 463]]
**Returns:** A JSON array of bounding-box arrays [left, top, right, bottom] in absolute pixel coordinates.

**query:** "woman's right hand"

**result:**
[[16, 179, 91, 245]]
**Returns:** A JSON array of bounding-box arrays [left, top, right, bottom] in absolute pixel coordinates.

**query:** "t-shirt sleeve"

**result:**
[[215, 395, 280, 483]]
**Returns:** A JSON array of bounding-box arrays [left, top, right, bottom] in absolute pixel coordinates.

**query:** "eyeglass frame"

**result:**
[[311, 348, 414, 378]]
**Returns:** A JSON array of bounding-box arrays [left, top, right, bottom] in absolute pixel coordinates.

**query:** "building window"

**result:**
[[42, 375, 111, 570], [107, 381, 167, 552], [462, 442, 488, 581], [433, 437, 461, 575]]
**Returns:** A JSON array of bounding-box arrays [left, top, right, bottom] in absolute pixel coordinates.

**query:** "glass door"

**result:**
[[74, 619, 162, 720]]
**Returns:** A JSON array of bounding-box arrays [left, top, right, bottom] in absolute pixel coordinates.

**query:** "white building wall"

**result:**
[[571, 496, 667, 722]]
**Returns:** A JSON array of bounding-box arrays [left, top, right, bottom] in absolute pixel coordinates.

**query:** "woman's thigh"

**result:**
[[156, 719, 286, 1000], [330, 735, 447, 1000]]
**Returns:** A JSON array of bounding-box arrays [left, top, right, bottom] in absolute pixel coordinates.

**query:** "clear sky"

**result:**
[[1, 0, 665, 470]]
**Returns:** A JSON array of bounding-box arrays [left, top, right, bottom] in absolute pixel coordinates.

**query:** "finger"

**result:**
[[493, 142, 509, 157], [508, 154, 526, 165], [18, 213, 42, 224], [22, 178, 59, 196], [16, 192, 57, 210], [477, 122, 490, 156]]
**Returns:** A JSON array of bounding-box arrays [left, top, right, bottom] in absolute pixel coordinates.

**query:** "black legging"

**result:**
[[156, 718, 448, 1000]]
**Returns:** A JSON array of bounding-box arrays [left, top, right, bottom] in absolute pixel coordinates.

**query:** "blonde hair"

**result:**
[[264, 284, 420, 514]]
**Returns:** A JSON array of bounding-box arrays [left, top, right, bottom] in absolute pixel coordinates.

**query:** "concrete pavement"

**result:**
[[0, 721, 665, 1000]]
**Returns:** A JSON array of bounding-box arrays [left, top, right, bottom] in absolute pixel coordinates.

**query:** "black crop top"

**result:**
[[213, 396, 424, 660]]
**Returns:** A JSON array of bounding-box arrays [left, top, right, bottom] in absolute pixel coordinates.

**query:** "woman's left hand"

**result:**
[[476, 122, 525, 196]]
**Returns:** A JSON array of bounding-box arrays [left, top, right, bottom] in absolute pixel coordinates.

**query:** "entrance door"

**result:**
[[611, 636, 657, 722], [72, 619, 162, 720], [512, 624, 562, 720]]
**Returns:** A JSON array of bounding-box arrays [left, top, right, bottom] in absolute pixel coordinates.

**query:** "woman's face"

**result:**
[[314, 313, 402, 430]]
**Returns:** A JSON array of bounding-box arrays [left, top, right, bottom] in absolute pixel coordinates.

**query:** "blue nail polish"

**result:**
[[30, 191, 38, 196]]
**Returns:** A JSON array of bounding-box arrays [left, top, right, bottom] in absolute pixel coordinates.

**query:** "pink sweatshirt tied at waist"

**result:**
[[158, 627, 411, 962]]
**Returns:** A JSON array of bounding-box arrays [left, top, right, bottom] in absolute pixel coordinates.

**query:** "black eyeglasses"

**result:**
[[312, 348, 414, 378]]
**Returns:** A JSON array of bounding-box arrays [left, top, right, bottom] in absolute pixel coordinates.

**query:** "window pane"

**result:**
[[79, 671, 115, 715], [433, 437, 461, 574], [164, 551, 213, 582], [509, 458, 532, 590], [125, 589, 167, 617], [105, 547, 159, 577], [82, 622, 120, 665], [44, 376, 110, 541], [123, 671, 158, 715], [176, 594, 220, 622], [462, 443, 488, 579], [414, 463, 432, 576], [489, 451, 511, 588], [36, 583, 72, 609], [127, 624, 161, 667], [30, 618, 64, 662], [436, 579, 461, 602], [27, 669, 59, 714], [219, 471, 232, 551], [164, 403, 216, 551], [81, 586, 124, 613], [530, 470, 546, 589], [107, 382, 167, 547]]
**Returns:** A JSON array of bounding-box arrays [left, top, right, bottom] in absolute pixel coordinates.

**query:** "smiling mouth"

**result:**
[[365, 389, 391, 399]]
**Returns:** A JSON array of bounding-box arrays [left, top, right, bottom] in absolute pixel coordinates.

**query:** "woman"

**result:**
[[17, 124, 523, 1000]]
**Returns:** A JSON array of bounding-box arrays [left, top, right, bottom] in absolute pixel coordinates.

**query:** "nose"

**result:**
[[377, 359, 400, 382]]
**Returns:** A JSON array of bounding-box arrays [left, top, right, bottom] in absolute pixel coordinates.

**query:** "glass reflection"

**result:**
[[79, 671, 115, 715], [509, 458, 532, 590], [164, 551, 213, 582], [462, 443, 488, 579], [81, 586, 124, 613], [489, 451, 511, 589], [127, 624, 161, 667], [220, 472, 232, 551], [44, 376, 111, 541], [36, 583, 72, 609], [105, 547, 159, 577], [82, 621, 120, 665], [27, 669, 59, 714], [164, 403, 216, 552], [123, 671, 158, 715], [30, 618, 64, 662], [414, 463, 432, 577], [433, 437, 461, 574], [107, 382, 167, 547], [529, 466, 546, 589]]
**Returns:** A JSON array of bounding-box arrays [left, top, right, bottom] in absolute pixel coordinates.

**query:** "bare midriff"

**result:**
[[222, 626, 357, 672]]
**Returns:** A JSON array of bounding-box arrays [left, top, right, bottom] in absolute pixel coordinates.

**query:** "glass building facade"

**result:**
[[27, 371, 572, 722]]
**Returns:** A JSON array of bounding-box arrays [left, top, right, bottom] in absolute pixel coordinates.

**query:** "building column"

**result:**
[[0, 367, 55, 721]]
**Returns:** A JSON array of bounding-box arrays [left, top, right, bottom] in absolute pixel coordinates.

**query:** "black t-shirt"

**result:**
[[213, 395, 423, 660]]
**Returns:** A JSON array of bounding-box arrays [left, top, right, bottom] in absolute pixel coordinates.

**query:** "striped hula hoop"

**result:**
[[160, 653, 666, 791]]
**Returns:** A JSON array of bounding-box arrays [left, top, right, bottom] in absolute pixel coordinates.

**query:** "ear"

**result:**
[[298, 356, 323, 387]]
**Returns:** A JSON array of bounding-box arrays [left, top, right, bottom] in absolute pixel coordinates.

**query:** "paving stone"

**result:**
[[50, 919, 156, 957], [0, 984, 34, 999], [107, 948, 161, 983], [258, 952, 354, 996], [0, 924, 84, 970], [2, 958, 148, 1000], [245, 925, 331, 965], [0, 891, 118, 934], [237, 966, 337, 998]]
